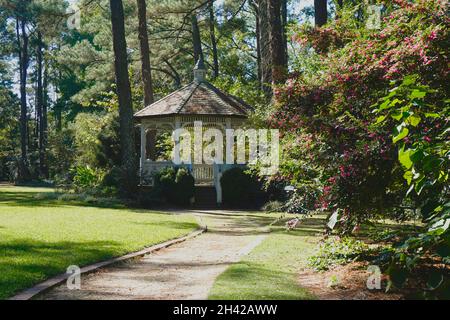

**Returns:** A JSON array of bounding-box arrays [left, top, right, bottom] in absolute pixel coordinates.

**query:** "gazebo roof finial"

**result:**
[[193, 56, 206, 82]]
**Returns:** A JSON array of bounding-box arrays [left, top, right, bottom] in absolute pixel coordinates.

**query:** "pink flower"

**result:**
[[429, 30, 438, 40]]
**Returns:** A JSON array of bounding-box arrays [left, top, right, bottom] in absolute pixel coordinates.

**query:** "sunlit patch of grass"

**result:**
[[0, 186, 198, 299]]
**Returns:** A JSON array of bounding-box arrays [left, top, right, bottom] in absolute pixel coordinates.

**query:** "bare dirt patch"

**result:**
[[298, 262, 403, 300]]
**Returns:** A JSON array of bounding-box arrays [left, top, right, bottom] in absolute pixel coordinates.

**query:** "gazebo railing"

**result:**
[[140, 161, 214, 186], [191, 164, 214, 185]]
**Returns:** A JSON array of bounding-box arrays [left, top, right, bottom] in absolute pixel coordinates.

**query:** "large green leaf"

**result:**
[[403, 171, 413, 184], [398, 147, 413, 169], [408, 114, 421, 127], [393, 126, 409, 143], [409, 89, 427, 100]]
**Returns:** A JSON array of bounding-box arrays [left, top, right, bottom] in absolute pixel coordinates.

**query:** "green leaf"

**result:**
[[424, 112, 439, 118], [408, 114, 421, 127], [398, 147, 413, 169], [379, 99, 391, 111], [415, 177, 426, 195], [402, 75, 416, 86], [429, 218, 450, 234], [375, 115, 386, 124], [410, 149, 424, 162], [409, 89, 426, 100], [391, 111, 403, 120], [393, 127, 409, 143], [403, 171, 413, 184]]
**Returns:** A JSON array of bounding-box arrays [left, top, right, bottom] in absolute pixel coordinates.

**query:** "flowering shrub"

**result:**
[[268, 0, 448, 223], [264, 0, 449, 297]]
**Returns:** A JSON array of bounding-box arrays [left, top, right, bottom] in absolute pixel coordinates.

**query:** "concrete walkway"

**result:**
[[37, 210, 270, 300]]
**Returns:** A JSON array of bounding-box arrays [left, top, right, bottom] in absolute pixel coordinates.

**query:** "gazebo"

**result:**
[[134, 58, 253, 205]]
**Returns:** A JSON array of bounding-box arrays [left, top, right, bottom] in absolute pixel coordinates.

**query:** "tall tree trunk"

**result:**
[[268, 0, 287, 87], [42, 57, 48, 178], [281, 0, 288, 66], [36, 31, 45, 178], [109, 0, 137, 197], [258, 0, 272, 97], [255, 11, 262, 84], [16, 15, 30, 181], [249, 1, 262, 84], [191, 14, 203, 63], [314, 0, 327, 27], [208, 0, 219, 79], [336, 0, 343, 19], [55, 69, 62, 132], [136, 0, 154, 106]]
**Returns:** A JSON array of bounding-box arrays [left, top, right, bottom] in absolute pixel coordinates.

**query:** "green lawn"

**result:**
[[208, 214, 325, 300], [0, 185, 198, 299]]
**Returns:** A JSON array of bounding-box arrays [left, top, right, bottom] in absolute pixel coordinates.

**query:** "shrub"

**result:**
[[220, 167, 260, 207], [71, 165, 104, 191], [33, 192, 60, 201], [262, 200, 284, 212], [151, 166, 195, 206], [153, 167, 176, 199], [308, 237, 370, 271], [101, 166, 121, 187], [174, 167, 195, 205], [269, 0, 448, 224]]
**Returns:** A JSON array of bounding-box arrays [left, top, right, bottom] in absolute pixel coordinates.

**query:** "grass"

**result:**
[[208, 214, 326, 300], [0, 185, 198, 299]]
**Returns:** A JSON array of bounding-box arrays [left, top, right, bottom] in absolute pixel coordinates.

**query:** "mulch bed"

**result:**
[[298, 262, 403, 300]]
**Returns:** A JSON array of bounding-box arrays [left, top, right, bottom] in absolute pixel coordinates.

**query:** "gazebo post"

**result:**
[[140, 123, 147, 176]]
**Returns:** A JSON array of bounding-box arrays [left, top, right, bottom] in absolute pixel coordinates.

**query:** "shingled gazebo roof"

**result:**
[[134, 59, 252, 119]]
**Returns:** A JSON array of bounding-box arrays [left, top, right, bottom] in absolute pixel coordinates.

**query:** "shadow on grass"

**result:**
[[131, 220, 199, 230], [0, 238, 124, 299], [0, 190, 125, 210]]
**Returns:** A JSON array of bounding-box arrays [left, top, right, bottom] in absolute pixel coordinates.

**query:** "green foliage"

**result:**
[[174, 167, 195, 205], [47, 126, 76, 182], [271, 0, 448, 224], [308, 237, 369, 271], [220, 167, 260, 207], [373, 76, 449, 297], [96, 111, 122, 168], [70, 112, 108, 167], [70, 165, 105, 192], [151, 166, 195, 206], [374, 75, 449, 204], [0, 73, 19, 181]]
